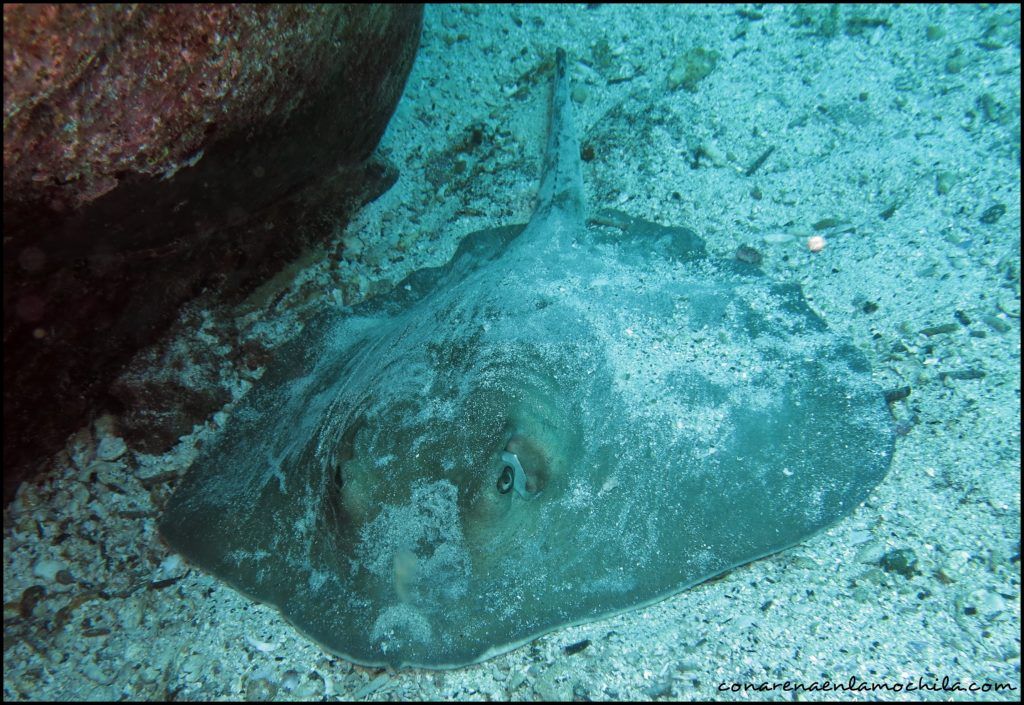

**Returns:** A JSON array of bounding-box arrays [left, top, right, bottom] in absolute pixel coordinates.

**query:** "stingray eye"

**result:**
[[497, 466, 514, 494]]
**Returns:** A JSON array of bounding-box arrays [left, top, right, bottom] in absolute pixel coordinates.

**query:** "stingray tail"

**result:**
[[531, 48, 585, 225]]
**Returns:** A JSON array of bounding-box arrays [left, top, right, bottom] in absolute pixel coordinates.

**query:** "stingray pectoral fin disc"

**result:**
[[159, 242, 893, 668]]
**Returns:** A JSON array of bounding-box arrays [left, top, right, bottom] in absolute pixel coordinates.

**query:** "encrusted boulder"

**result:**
[[3, 4, 423, 500]]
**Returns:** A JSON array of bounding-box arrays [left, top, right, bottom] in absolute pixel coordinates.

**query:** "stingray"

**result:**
[[160, 49, 894, 668]]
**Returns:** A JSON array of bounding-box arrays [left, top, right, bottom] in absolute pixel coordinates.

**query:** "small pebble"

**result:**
[[700, 140, 727, 167], [160, 554, 184, 575], [181, 653, 205, 675], [997, 296, 1020, 318], [938, 369, 986, 381], [644, 676, 674, 699], [883, 386, 911, 403], [95, 436, 127, 462], [563, 638, 591, 655], [847, 529, 874, 545], [983, 314, 1011, 333], [353, 673, 391, 700], [732, 614, 757, 630], [245, 635, 280, 653], [341, 235, 364, 259], [920, 322, 959, 336], [280, 669, 300, 691], [935, 170, 955, 195], [508, 670, 528, 691], [19, 585, 45, 618], [68, 427, 95, 471], [292, 673, 324, 699], [877, 548, 919, 578], [855, 542, 887, 565], [978, 204, 1006, 224], [807, 235, 826, 252], [33, 558, 64, 582], [244, 677, 277, 700], [90, 460, 123, 486], [735, 244, 763, 265], [82, 663, 114, 685], [964, 588, 1006, 617]]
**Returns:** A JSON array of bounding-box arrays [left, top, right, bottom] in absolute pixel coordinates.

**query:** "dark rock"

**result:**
[[883, 385, 911, 404], [979, 203, 1006, 224], [3, 5, 423, 501], [938, 369, 986, 381], [876, 548, 919, 578], [563, 638, 591, 655], [735, 244, 763, 265], [919, 322, 959, 336], [19, 585, 46, 619]]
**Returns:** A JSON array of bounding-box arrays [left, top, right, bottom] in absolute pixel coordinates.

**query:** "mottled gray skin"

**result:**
[[161, 50, 894, 668]]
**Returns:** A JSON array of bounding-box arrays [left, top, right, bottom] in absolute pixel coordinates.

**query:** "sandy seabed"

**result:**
[[4, 4, 1020, 701]]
